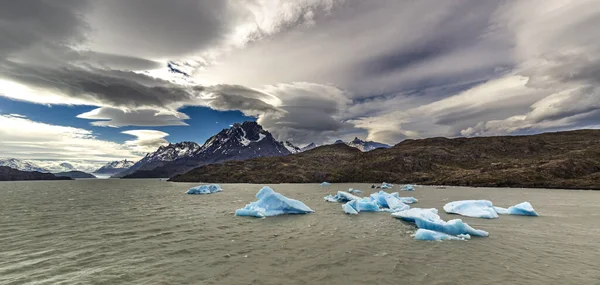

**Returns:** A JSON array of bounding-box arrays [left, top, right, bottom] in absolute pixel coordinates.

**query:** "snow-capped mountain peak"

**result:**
[[284, 141, 302, 154], [94, 159, 136, 175], [0, 158, 49, 173], [301, 143, 317, 152], [145, 142, 201, 162], [199, 121, 283, 155], [344, 137, 391, 152]]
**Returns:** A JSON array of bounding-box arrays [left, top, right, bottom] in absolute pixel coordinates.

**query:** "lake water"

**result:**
[[1, 179, 599, 284]]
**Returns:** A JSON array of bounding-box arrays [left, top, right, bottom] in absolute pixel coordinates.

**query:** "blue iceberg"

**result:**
[[342, 200, 359, 215], [235, 186, 314, 218], [380, 182, 393, 189], [370, 191, 411, 212], [392, 208, 489, 237], [443, 200, 499, 219], [494, 202, 539, 216], [348, 188, 362, 194], [355, 199, 380, 212], [413, 229, 471, 241], [400, 184, 415, 191], [186, 184, 223, 194], [320, 182, 331, 186], [324, 191, 362, 203]]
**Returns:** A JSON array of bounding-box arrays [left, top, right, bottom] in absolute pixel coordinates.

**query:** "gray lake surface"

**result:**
[[1, 179, 599, 284]]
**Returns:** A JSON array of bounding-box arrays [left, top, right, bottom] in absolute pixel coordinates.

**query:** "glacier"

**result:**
[[443, 200, 499, 219], [413, 229, 471, 241], [186, 184, 223, 195], [320, 182, 331, 186], [494, 202, 539, 216], [235, 186, 314, 218], [392, 208, 489, 237]]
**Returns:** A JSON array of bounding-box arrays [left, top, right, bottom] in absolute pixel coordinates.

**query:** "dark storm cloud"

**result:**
[[88, 0, 239, 58], [0, 0, 90, 56]]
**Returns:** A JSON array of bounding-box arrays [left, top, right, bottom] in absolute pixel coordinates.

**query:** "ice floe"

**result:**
[[324, 191, 362, 203], [444, 200, 539, 218], [326, 190, 417, 214], [392, 208, 489, 237], [320, 182, 331, 186], [235, 186, 314, 218], [443, 200, 499, 219], [400, 184, 415, 191], [348, 188, 362, 194], [186, 184, 223, 194], [413, 229, 471, 241], [493, 202, 539, 216]]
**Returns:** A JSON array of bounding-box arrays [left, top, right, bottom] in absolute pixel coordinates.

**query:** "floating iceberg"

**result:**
[[494, 202, 539, 216], [370, 191, 410, 212], [380, 182, 393, 189], [324, 191, 362, 203], [348, 188, 362, 194], [413, 229, 471, 241], [443, 200, 499, 219], [320, 182, 331, 186], [235, 186, 314, 218], [355, 199, 380, 212], [444, 200, 539, 218], [392, 208, 489, 237], [400, 184, 415, 191], [342, 200, 359, 215], [186, 184, 223, 195]]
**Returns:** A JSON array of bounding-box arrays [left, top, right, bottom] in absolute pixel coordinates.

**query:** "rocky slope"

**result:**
[[112, 143, 200, 178], [122, 121, 290, 178], [0, 166, 72, 181], [169, 129, 600, 190]]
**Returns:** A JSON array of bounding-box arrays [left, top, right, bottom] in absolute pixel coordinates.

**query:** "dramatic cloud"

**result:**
[[0, 114, 167, 169], [77, 108, 189, 127], [1, 0, 600, 156]]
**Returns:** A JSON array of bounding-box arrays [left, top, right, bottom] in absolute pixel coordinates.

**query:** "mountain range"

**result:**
[[119, 121, 291, 178], [169, 129, 600, 190], [94, 160, 136, 175], [0, 158, 49, 173]]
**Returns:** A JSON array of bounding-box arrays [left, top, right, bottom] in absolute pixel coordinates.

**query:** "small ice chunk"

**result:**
[[400, 184, 415, 191], [320, 182, 331, 186], [355, 198, 380, 212], [413, 229, 471, 241], [348, 188, 362, 194], [494, 202, 539, 216], [381, 182, 393, 189], [392, 208, 488, 237], [186, 184, 223, 195], [324, 191, 362, 203], [235, 186, 314, 218], [443, 200, 499, 219], [342, 200, 359, 215]]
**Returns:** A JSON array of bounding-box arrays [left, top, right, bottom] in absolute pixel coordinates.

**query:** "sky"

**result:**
[[1, 0, 599, 172]]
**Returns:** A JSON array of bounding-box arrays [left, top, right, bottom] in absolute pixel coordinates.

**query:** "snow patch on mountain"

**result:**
[[342, 137, 391, 152], [0, 158, 50, 173]]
